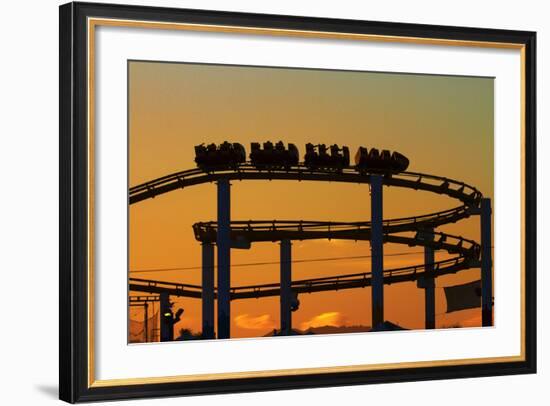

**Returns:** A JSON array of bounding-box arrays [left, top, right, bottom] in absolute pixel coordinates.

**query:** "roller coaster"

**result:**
[[129, 164, 481, 205], [129, 141, 493, 341]]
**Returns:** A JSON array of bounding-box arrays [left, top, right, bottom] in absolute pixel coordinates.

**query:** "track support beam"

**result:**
[[481, 198, 493, 327], [202, 242, 215, 339], [217, 179, 231, 339], [280, 239, 292, 335], [371, 174, 384, 329]]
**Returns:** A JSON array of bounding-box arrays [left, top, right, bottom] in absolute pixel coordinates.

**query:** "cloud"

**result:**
[[235, 314, 276, 330], [300, 312, 347, 330]]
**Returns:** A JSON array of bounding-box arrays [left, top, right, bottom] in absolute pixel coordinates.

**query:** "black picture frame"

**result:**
[[59, 1, 537, 403]]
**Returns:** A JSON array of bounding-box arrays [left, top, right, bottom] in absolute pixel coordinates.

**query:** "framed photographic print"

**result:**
[[59, 1, 537, 403]]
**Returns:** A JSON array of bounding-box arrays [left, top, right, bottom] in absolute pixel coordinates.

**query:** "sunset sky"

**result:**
[[128, 60, 494, 340]]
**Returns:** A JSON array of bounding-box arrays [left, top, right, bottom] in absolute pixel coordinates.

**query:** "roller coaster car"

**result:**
[[194, 141, 246, 170], [249, 141, 299, 169], [354, 147, 409, 174], [304, 143, 350, 171]]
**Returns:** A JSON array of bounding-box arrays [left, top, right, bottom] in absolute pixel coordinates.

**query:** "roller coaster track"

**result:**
[[129, 163, 483, 207], [129, 256, 478, 300], [130, 278, 204, 299], [230, 256, 476, 299], [192, 207, 474, 243], [129, 225, 480, 300]]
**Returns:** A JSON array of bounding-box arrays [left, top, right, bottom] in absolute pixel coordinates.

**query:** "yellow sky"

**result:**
[[128, 60, 494, 340]]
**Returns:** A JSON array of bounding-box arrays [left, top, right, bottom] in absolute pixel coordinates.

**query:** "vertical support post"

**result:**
[[371, 174, 384, 329], [481, 198, 493, 327], [144, 302, 149, 343], [423, 229, 435, 329], [217, 179, 231, 339], [202, 242, 215, 339], [280, 239, 292, 335], [159, 292, 172, 342]]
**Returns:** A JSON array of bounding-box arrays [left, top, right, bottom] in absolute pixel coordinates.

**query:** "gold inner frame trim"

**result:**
[[90, 355, 525, 388], [87, 16, 527, 388]]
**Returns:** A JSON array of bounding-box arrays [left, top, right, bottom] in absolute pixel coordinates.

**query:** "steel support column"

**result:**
[[202, 242, 215, 339], [423, 229, 435, 329], [280, 239, 292, 335], [371, 174, 384, 328], [217, 179, 231, 339], [481, 198, 493, 327]]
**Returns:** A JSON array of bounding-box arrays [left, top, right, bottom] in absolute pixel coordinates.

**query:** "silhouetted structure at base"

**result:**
[[160, 292, 183, 342]]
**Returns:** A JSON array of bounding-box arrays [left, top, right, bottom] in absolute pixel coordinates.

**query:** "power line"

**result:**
[[130, 250, 427, 274]]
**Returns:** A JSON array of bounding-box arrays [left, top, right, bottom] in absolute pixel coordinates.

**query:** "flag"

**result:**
[[444, 280, 482, 313]]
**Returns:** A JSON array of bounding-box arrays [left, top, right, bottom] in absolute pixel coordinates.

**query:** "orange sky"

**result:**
[[128, 61, 494, 340]]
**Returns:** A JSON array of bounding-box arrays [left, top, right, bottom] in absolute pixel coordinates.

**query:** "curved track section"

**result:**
[[192, 220, 479, 266], [129, 226, 480, 300], [129, 163, 483, 207], [129, 255, 479, 301], [231, 256, 477, 300], [192, 208, 473, 243]]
